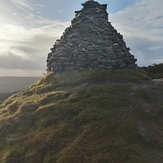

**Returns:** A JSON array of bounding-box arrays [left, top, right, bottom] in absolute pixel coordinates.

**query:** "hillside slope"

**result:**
[[0, 69, 162, 163]]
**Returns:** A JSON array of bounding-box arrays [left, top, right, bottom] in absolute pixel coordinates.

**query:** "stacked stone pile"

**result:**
[[47, 0, 137, 72]]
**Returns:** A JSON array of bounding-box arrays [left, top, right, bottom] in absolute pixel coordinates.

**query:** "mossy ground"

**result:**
[[0, 69, 162, 163]]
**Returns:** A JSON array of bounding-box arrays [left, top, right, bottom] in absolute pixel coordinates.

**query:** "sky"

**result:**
[[0, 0, 163, 76]]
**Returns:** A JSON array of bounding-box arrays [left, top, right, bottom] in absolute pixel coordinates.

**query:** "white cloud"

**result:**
[[0, 0, 70, 76], [0, 69, 43, 77], [0, 0, 163, 76], [0, 22, 69, 75], [110, 0, 163, 66]]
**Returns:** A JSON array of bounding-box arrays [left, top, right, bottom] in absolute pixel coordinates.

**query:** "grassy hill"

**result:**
[[142, 63, 163, 79], [0, 69, 162, 163]]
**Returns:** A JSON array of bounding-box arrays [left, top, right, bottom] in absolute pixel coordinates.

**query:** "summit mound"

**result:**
[[0, 69, 163, 163]]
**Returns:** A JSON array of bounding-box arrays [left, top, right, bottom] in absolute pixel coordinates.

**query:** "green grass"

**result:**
[[0, 69, 162, 163]]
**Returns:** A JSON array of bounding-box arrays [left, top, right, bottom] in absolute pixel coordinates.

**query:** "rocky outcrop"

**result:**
[[47, 0, 137, 72]]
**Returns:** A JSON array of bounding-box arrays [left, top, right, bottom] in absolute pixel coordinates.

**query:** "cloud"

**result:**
[[0, 23, 68, 74], [0, 69, 43, 77], [0, 0, 70, 76], [0, 52, 40, 70], [110, 0, 163, 66], [0, 0, 163, 76], [125, 37, 163, 66]]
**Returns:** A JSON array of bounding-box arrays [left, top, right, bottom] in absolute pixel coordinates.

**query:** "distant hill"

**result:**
[[0, 77, 40, 93], [0, 69, 162, 163], [142, 63, 163, 79]]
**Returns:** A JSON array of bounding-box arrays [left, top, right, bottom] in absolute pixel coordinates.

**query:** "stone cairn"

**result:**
[[47, 0, 137, 72]]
